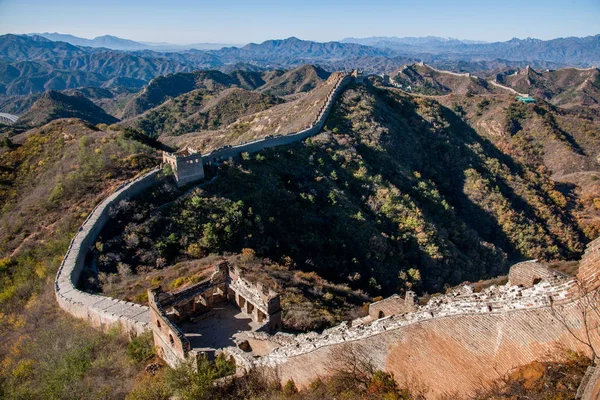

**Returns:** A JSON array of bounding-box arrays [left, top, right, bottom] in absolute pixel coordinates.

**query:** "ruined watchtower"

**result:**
[[162, 147, 205, 186], [352, 69, 364, 84], [148, 261, 282, 368]]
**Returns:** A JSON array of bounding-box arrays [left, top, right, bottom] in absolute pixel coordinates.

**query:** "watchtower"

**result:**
[[352, 69, 365, 84], [162, 147, 205, 186]]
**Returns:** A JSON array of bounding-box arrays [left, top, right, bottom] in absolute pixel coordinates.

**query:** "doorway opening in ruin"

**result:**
[[378, 311, 385, 319]]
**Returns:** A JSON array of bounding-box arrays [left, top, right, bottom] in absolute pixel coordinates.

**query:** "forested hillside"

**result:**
[[95, 84, 587, 309]]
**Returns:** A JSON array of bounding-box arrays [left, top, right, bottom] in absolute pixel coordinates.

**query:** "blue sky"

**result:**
[[0, 0, 598, 44]]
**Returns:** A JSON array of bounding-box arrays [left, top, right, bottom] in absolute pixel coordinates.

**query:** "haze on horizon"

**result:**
[[0, 0, 598, 45]]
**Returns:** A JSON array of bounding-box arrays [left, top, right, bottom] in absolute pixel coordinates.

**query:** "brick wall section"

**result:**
[[264, 303, 599, 398], [54, 168, 161, 337], [369, 293, 417, 319], [239, 240, 600, 397], [148, 288, 191, 367], [201, 73, 352, 165], [508, 260, 569, 287], [580, 364, 600, 400], [576, 237, 600, 293]]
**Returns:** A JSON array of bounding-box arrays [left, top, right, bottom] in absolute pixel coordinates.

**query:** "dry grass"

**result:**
[[161, 77, 338, 153]]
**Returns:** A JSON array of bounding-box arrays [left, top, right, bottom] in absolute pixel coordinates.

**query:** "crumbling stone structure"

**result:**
[[54, 168, 161, 337], [235, 239, 600, 398], [368, 292, 417, 319], [162, 147, 205, 186], [148, 261, 282, 368], [508, 259, 569, 287]]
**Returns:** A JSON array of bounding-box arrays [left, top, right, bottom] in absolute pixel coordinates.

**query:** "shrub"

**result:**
[[282, 379, 298, 396], [126, 374, 170, 400], [127, 331, 155, 363]]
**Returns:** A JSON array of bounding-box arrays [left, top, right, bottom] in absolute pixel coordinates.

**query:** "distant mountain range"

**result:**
[[30, 33, 239, 51], [343, 35, 600, 66], [341, 36, 488, 46], [0, 33, 598, 98]]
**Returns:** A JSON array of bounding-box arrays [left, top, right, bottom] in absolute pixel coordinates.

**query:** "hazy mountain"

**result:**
[[343, 34, 600, 66], [32, 33, 238, 51], [32, 33, 148, 50], [220, 37, 392, 61], [1, 34, 598, 101], [0, 34, 85, 63], [341, 36, 487, 46]]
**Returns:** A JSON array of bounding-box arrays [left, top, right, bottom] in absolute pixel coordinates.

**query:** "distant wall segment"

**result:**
[[0, 112, 19, 125], [201, 72, 351, 165]]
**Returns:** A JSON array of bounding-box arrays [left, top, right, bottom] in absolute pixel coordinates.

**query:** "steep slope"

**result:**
[[436, 91, 600, 237], [0, 119, 159, 398], [120, 65, 329, 120], [162, 74, 340, 152], [123, 88, 283, 137], [120, 70, 238, 118], [259, 64, 331, 96], [497, 66, 600, 108], [17, 90, 119, 127], [0, 92, 41, 115], [392, 63, 499, 95], [104, 84, 585, 298], [63, 87, 139, 119]]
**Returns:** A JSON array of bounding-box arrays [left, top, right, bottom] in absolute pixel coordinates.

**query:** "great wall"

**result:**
[[53, 70, 600, 398], [54, 71, 352, 335]]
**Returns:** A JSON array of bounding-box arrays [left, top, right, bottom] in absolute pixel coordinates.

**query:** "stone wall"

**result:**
[[148, 261, 282, 367], [577, 237, 600, 293], [202, 73, 351, 165], [148, 287, 192, 367], [269, 303, 598, 398], [54, 168, 161, 337], [508, 260, 568, 287], [54, 70, 351, 338], [368, 292, 416, 319], [579, 363, 600, 399], [52, 67, 600, 398], [238, 247, 600, 398]]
